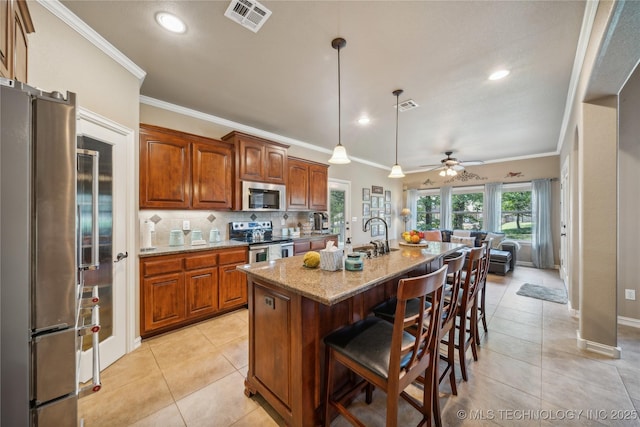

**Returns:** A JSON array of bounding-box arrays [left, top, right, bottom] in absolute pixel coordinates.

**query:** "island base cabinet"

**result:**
[[244, 277, 397, 426], [252, 284, 291, 407]]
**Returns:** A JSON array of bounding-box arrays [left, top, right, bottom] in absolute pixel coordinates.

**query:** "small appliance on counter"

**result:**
[[313, 212, 329, 233], [169, 230, 185, 246]]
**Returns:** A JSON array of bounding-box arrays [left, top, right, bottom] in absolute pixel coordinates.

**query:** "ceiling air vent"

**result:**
[[224, 0, 272, 33], [394, 99, 419, 112]]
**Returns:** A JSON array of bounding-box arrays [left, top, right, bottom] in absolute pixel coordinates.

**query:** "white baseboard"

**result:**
[[576, 330, 621, 359], [618, 316, 640, 329], [133, 336, 142, 350], [567, 301, 579, 318], [517, 261, 534, 267]]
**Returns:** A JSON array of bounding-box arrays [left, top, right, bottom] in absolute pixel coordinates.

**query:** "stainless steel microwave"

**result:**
[[242, 181, 286, 211]]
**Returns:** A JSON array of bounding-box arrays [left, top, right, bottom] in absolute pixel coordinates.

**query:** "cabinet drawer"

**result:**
[[185, 253, 218, 270], [219, 249, 247, 265], [143, 257, 183, 276]]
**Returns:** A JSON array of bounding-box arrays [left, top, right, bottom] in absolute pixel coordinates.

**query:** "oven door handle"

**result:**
[[250, 245, 270, 251]]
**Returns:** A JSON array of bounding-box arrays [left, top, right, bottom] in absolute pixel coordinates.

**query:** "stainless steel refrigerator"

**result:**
[[1, 78, 102, 426]]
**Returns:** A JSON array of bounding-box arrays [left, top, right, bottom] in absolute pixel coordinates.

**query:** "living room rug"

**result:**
[[516, 283, 568, 304]]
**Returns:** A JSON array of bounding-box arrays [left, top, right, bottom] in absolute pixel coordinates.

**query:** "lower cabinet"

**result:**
[[293, 236, 339, 256], [140, 247, 248, 337]]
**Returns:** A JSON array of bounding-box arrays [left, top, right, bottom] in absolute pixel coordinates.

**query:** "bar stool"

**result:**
[[323, 265, 448, 427], [451, 246, 485, 381], [476, 240, 493, 342], [372, 253, 465, 427]]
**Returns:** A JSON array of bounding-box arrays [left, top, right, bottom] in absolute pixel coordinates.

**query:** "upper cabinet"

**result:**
[[287, 157, 329, 212], [139, 124, 233, 210], [222, 131, 288, 184], [1, 0, 34, 82]]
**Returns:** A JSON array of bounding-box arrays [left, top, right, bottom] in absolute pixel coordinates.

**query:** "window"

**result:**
[[452, 187, 483, 230], [501, 183, 532, 241], [416, 193, 440, 230]]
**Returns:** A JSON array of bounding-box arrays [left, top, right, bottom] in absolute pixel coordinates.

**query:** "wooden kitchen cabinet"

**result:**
[[0, 0, 33, 81], [140, 246, 248, 338], [140, 124, 233, 210], [293, 236, 339, 256], [192, 140, 233, 209], [286, 157, 329, 211], [222, 131, 288, 184], [219, 248, 249, 309]]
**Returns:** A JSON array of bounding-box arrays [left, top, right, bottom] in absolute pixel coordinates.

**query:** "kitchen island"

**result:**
[[238, 242, 463, 426]]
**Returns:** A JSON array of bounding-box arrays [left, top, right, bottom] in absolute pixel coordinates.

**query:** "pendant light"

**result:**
[[328, 38, 351, 164], [388, 89, 405, 178]]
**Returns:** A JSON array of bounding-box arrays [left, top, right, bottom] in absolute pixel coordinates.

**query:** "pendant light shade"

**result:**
[[328, 37, 351, 164], [388, 89, 405, 178]]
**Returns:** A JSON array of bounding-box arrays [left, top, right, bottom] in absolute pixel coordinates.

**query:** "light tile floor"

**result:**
[[79, 267, 640, 426]]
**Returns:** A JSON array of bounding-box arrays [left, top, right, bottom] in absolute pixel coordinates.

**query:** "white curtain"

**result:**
[[440, 186, 452, 230], [405, 189, 418, 231], [531, 179, 554, 268], [484, 182, 502, 232]]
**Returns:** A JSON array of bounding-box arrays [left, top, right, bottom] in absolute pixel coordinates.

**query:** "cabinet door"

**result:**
[[293, 239, 311, 255], [192, 140, 233, 209], [0, 0, 10, 78], [253, 282, 291, 407], [185, 267, 218, 318], [219, 264, 247, 309], [310, 239, 326, 251], [140, 127, 191, 208], [286, 159, 309, 210], [264, 145, 287, 184], [238, 138, 264, 181], [308, 164, 329, 211], [142, 272, 185, 333]]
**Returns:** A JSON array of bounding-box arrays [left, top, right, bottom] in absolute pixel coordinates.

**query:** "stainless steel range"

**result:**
[[229, 221, 293, 263]]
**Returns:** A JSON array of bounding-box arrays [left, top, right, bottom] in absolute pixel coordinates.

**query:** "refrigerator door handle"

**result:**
[[78, 286, 102, 398], [77, 148, 100, 270]]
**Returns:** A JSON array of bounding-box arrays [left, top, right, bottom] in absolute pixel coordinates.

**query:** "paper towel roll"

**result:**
[[142, 220, 154, 249]]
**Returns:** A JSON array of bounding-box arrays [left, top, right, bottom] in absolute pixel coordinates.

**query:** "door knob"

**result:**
[[114, 252, 128, 263]]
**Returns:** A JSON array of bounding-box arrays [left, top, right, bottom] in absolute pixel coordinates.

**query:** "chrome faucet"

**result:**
[[363, 217, 389, 255]]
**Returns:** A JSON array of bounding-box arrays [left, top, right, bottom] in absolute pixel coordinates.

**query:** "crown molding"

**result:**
[[36, 0, 146, 85], [556, 0, 599, 153], [139, 95, 390, 171]]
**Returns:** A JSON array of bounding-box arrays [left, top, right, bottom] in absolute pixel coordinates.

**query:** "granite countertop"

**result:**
[[237, 241, 464, 306], [138, 240, 249, 258]]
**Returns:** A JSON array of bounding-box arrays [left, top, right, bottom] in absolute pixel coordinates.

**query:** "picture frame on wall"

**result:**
[[372, 185, 384, 195], [362, 202, 370, 217], [371, 209, 379, 218], [385, 215, 392, 226], [385, 190, 391, 202], [378, 196, 384, 207], [384, 203, 391, 215], [371, 197, 378, 208], [362, 188, 370, 201], [371, 224, 379, 237]]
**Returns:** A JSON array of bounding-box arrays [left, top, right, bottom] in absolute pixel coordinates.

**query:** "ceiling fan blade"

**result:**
[[419, 164, 445, 172], [459, 160, 484, 166], [452, 164, 465, 171]]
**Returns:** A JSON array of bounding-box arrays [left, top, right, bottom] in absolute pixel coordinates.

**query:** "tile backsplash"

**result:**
[[139, 210, 313, 247]]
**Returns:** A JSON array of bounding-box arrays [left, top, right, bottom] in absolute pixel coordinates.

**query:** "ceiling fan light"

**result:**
[[439, 170, 446, 177], [328, 144, 351, 164], [388, 164, 405, 178], [447, 168, 458, 176]]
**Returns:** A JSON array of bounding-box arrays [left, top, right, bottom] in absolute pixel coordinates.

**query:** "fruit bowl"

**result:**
[[398, 240, 429, 247]]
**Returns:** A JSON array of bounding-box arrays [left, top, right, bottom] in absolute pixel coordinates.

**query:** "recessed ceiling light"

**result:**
[[358, 116, 370, 125], [156, 12, 186, 34], [489, 69, 510, 81]]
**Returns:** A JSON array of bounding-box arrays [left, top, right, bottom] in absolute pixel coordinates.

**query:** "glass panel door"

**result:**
[[329, 179, 351, 247]]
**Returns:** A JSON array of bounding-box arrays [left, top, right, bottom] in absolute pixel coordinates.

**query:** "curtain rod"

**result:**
[[404, 177, 559, 191]]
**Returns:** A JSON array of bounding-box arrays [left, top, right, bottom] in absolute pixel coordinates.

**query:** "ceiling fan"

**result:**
[[421, 151, 484, 176]]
